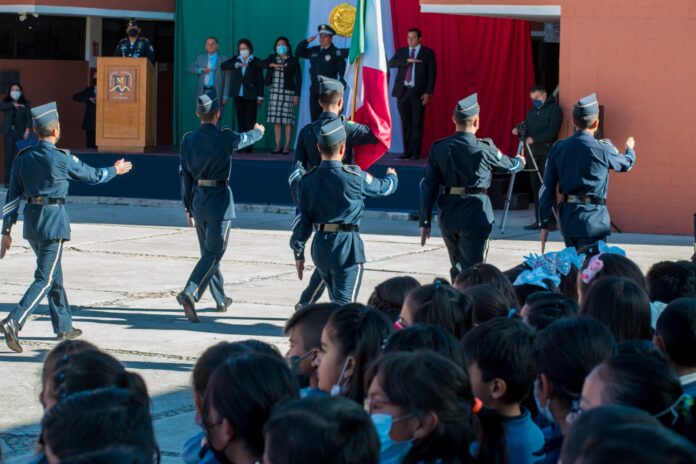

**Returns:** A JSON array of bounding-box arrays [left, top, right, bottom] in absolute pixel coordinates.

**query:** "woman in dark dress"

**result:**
[[1, 83, 32, 185]]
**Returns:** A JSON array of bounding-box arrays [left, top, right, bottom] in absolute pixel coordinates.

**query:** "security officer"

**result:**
[[290, 76, 378, 309], [296, 24, 347, 121], [420, 93, 526, 281], [539, 93, 636, 250], [176, 89, 265, 323], [0, 102, 132, 353], [290, 117, 398, 304], [113, 19, 155, 64]]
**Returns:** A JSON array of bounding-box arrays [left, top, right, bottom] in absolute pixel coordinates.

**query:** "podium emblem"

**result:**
[[107, 69, 137, 102]]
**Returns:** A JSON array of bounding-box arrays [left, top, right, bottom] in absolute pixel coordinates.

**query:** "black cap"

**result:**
[[128, 19, 140, 28], [574, 93, 600, 117], [197, 89, 220, 114], [454, 93, 480, 119], [318, 117, 346, 147], [317, 24, 336, 36], [318, 75, 344, 94]]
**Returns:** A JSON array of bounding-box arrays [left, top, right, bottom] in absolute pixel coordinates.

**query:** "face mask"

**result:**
[[534, 379, 556, 424], [204, 423, 234, 464], [239, 49, 250, 59], [287, 350, 314, 388], [127, 28, 139, 37], [532, 99, 543, 109], [330, 358, 350, 397], [371, 413, 414, 464], [10, 91, 21, 101], [276, 45, 288, 55]]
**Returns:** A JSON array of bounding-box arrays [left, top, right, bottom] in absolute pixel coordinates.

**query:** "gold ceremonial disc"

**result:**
[[330, 3, 357, 37]]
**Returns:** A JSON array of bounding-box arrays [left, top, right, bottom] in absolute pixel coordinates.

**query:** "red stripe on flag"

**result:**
[[353, 66, 391, 170]]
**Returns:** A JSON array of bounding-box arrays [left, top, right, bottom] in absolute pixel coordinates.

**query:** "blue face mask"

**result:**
[[534, 379, 556, 424], [532, 99, 544, 109], [371, 413, 414, 464], [276, 45, 288, 55]]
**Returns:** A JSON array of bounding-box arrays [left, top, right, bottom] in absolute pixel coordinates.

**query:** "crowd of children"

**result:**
[[3, 241, 696, 464]]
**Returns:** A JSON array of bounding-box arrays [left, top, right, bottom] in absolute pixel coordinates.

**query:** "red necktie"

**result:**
[[405, 48, 415, 83]]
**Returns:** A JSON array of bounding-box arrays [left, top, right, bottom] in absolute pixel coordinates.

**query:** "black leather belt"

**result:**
[[444, 187, 488, 195], [563, 195, 606, 206], [203, 86, 215, 90], [315, 224, 360, 233], [27, 197, 65, 205], [197, 179, 229, 187]]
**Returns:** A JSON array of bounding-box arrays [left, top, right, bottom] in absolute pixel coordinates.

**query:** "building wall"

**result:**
[[0, 0, 174, 12], [422, 0, 696, 235]]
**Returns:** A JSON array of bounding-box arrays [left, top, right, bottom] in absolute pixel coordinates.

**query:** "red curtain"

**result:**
[[389, 0, 535, 157]]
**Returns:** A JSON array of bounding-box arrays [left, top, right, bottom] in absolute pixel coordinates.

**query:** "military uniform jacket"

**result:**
[[295, 42, 347, 93], [539, 130, 635, 238], [419, 131, 524, 231], [113, 36, 155, 63], [180, 124, 263, 222], [290, 161, 398, 270], [2, 141, 117, 241]]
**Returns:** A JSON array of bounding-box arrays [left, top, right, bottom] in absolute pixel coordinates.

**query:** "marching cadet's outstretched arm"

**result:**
[[605, 137, 636, 172], [361, 168, 398, 198], [289, 185, 314, 279], [1, 161, 24, 257], [419, 150, 441, 229], [346, 121, 379, 146], [227, 124, 266, 151], [487, 144, 526, 174], [66, 152, 131, 184]]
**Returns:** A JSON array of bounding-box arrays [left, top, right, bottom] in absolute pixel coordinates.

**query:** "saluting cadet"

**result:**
[[420, 93, 526, 281], [539, 93, 636, 251], [113, 19, 155, 64], [0, 102, 132, 353], [290, 76, 378, 309], [290, 118, 398, 304], [296, 25, 348, 121], [176, 89, 265, 323]]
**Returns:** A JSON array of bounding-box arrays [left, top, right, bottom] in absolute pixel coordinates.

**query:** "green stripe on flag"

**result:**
[[349, 0, 365, 64]]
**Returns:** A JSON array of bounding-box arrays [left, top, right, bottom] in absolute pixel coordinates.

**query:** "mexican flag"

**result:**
[[345, 0, 392, 169]]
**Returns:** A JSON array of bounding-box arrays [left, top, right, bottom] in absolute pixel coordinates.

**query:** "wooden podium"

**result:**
[[96, 57, 155, 152]]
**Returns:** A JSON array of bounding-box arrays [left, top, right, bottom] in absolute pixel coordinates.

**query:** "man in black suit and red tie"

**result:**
[[388, 28, 437, 160]]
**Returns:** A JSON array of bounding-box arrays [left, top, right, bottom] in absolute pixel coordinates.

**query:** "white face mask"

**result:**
[[10, 90, 22, 101], [534, 379, 556, 424], [239, 49, 250, 59]]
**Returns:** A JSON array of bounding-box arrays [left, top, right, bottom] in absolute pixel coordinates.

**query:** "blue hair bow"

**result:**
[[597, 240, 626, 256], [523, 247, 586, 277], [513, 267, 562, 290]]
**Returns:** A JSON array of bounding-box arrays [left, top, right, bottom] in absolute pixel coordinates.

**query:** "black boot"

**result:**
[[176, 292, 199, 323], [57, 328, 83, 341], [1, 317, 22, 353], [216, 296, 233, 313]]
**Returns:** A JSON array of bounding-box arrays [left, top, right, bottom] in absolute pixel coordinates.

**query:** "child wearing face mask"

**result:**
[[1, 82, 32, 186], [283, 303, 339, 397], [314, 304, 393, 401], [532, 318, 616, 463]]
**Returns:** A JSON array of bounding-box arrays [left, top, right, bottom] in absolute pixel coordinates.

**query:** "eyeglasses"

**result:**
[[363, 398, 401, 414]]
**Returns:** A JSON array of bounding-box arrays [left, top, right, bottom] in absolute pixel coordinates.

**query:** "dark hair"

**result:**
[[3, 82, 28, 104], [368, 276, 420, 322], [647, 261, 696, 303], [524, 291, 578, 330], [572, 110, 599, 130], [60, 446, 149, 464], [285, 303, 338, 352], [318, 90, 342, 106], [47, 350, 149, 405], [462, 318, 536, 404], [206, 36, 219, 44], [203, 353, 298, 456], [265, 396, 379, 464], [655, 297, 696, 368], [318, 138, 345, 157], [455, 263, 518, 308], [580, 276, 652, 342], [326, 305, 393, 402], [237, 38, 253, 54], [596, 353, 696, 438], [366, 351, 478, 464], [529, 84, 547, 94], [382, 324, 466, 368], [41, 340, 98, 389], [273, 36, 293, 56], [197, 108, 219, 123], [42, 387, 158, 463], [407, 28, 422, 38], [406, 279, 474, 338], [465, 284, 515, 325], [561, 405, 660, 463], [535, 318, 615, 407]]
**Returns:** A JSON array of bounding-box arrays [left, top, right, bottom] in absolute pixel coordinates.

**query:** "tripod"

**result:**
[[500, 139, 559, 233]]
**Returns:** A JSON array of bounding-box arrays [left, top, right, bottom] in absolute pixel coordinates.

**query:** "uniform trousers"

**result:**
[[564, 235, 607, 250], [316, 263, 364, 305], [183, 219, 232, 302], [10, 239, 72, 334], [298, 269, 327, 306], [441, 223, 492, 282]]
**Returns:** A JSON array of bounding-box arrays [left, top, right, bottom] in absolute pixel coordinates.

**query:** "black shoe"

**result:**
[[176, 292, 199, 323], [271, 148, 282, 154], [57, 328, 83, 341], [1, 317, 22, 353], [216, 296, 233, 313], [398, 153, 413, 160], [524, 222, 541, 230]]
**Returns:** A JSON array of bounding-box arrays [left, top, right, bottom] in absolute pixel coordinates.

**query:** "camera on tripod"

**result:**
[[515, 121, 528, 141]]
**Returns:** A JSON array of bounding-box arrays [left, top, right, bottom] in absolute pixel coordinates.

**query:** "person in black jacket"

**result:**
[[222, 38, 265, 153], [512, 84, 563, 229], [388, 28, 437, 160], [262, 36, 302, 154], [72, 72, 97, 148], [1, 83, 32, 186]]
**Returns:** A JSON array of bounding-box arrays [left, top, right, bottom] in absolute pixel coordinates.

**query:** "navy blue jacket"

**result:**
[[295, 42, 347, 93], [2, 140, 116, 240], [180, 124, 262, 222], [539, 130, 635, 238], [420, 131, 524, 231], [113, 36, 155, 64], [290, 160, 398, 270]]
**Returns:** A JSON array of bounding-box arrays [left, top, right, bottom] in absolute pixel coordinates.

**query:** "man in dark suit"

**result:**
[[72, 72, 97, 148], [388, 28, 437, 160]]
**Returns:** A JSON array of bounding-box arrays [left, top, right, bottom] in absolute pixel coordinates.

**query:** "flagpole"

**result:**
[[350, 55, 361, 120]]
